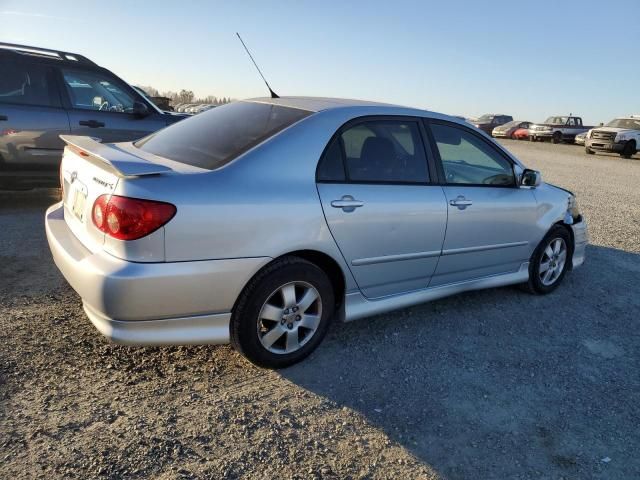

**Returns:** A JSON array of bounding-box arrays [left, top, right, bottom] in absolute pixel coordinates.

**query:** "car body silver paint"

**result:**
[[45, 97, 587, 346], [46, 203, 271, 322], [429, 185, 539, 286]]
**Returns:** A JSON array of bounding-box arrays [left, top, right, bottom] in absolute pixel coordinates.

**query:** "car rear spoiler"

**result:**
[[60, 135, 173, 177]]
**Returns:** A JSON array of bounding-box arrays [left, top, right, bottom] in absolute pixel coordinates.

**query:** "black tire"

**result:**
[[585, 146, 595, 155], [529, 135, 536, 142], [551, 131, 562, 144], [230, 256, 335, 369], [620, 140, 636, 159], [522, 225, 572, 295]]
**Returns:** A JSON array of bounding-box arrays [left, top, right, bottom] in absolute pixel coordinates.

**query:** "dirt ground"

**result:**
[[1, 141, 639, 479]]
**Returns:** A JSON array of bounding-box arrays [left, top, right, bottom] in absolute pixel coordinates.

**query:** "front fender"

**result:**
[[531, 183, 574, 235]]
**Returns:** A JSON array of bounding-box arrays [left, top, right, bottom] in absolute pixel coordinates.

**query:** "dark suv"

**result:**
[[471, 114, 514, 135], [0, 43, 186, 189]]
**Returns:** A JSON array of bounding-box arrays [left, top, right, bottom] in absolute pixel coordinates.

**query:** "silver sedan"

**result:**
[[46, 97, 588, 368]]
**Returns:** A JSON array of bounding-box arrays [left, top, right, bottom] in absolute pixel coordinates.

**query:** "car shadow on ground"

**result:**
[[281, 244, 640, 479]]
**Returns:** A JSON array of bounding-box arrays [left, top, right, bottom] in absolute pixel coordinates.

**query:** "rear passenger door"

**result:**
[[425, 120, 538, 286], [316, 117, 448, 298], [0, 57, 70, 173], [56, 67, 166, 143]]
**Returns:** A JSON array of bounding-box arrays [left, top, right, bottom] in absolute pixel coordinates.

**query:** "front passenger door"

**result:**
[[316, 118, 448, 298], [426, 120, 539, 286], [57, 68, 166, 143]]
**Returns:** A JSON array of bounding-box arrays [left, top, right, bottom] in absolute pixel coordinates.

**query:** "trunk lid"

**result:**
[[59, 135, 173, 253]]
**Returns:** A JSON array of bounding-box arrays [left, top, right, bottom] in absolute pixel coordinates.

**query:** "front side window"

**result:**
[[430, 123, 515, 186], [136, 101, 311, 170], [0, 59, 55, 107], [338, 120, 428, 183], [61, 68, 136, 113]]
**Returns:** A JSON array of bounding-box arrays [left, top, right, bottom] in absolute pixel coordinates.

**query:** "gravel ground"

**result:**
[[1, 141, 639, 479]]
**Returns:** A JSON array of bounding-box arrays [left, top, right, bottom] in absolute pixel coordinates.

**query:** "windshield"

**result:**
[[605, 118, 640, 130], [501, 120, 519, 128], [136, 101, 312, 170], [477, 115, 493, 122], [544, 116, 568, 125]]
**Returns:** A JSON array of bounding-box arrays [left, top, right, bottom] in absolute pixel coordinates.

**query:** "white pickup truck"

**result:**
[[529, 115, 592, 144], [585, 116, 640, 159]]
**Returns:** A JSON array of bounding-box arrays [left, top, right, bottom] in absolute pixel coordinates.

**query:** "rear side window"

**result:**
[[136, 101, 311, 170], [0, 59, 57, 107], [317, 120, 429, 183]]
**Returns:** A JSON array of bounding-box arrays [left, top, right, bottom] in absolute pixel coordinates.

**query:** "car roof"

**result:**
[[246, 96, 402, 112], [0, 42, 98, 67], [243, 96, 459, 121]]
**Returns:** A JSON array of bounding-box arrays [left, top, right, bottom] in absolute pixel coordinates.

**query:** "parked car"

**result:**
[[574, 131, 587, 146], [529, 116, 592, 144], [176, 103, 196, 113], [133, 87, 173, 112], [472, 114, 513, 135], [194, 104, 216, 114], [585, 115, 640, 159], [0, 43, 187, 189], [45, 97, 587, 368], [512, 127, 530, 140], [492, 120, 532, 139]]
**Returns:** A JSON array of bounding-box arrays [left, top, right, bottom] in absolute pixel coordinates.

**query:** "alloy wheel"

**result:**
[[539, 238, 567, 286], [257, 281, 322, 354]]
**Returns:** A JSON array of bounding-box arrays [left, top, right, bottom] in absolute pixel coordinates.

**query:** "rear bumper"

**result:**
[[570, 217, 588, 269], [0, 169, 59, 189], [45, 202, 271, 345]]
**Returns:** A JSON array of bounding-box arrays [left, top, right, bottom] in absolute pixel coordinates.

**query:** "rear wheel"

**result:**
[[620, 140, 636, 159], [523, 225, 571, 295], [552, 131, 562, 144], [230, 256, 335, 368]]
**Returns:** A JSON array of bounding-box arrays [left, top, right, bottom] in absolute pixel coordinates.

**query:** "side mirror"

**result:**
[[132, 101, 150, 118], [521, 169, 542, 187]]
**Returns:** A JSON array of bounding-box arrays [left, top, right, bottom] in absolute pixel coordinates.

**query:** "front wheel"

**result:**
[[620, 140, 636, 159], [585, 146, 595, 155], [230, 256, 335, 368], [523, 226, 571, 295], [552, 131, 562, 144]]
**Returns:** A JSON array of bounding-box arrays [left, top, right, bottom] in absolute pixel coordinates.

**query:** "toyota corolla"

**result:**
[[45, 97, 587, 368]]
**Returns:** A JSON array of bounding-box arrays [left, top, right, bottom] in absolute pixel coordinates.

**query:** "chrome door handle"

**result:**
[[331, 195, 364, 212], [449, 196, 473, 210]]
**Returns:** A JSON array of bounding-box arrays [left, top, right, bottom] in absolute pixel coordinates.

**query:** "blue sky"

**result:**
[[1, 0, 638, 124]]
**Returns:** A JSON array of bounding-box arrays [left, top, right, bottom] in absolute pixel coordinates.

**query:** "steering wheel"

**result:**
[[483, 173, 511, 185]]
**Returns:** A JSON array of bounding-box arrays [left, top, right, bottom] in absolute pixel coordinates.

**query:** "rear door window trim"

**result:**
[[315, 115, 434, 186]]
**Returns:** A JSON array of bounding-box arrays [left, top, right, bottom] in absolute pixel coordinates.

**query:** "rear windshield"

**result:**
[[135, 101, 312, 169]]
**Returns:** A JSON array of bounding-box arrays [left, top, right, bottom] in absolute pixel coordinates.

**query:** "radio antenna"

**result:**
[[236, 32, 279, 99]]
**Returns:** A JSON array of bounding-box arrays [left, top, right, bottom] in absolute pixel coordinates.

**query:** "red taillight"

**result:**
[[91, 195, 176, 241]]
